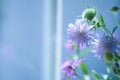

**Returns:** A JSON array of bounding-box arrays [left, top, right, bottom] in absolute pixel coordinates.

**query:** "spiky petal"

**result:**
[[67, 19, 93, 48]]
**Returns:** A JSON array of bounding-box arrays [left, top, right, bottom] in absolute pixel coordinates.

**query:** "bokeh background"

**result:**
[[0, 0, 120, 80]]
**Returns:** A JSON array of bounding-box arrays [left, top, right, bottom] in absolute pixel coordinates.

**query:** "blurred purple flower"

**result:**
[[113, 33, 120, 54], [65, 42, 74, 51], [92, 33, 119, 59], [61, 60, 75, 77], [73, 58, 84, 67], [61, 58, 84, 78], [113, 32, 120, 43], [67, 19, 93, 48]]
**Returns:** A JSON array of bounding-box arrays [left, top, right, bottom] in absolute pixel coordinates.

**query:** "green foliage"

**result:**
[[80, 62, 89, 75], [112, 26, 118, 35], [113, 53, 120, 62], [103, 52, 113, 63], [80, 46, 92, 57], [92, 70, 101, 80], [98, 14, 105, 27]]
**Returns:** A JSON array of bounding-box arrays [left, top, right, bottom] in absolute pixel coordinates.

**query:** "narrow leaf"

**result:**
[[112, 26, 118, 34], [80, 46, 92, 57], [80, 62, 88, 75], [99, 14, 105, 27], [92, 70, 100, 80]]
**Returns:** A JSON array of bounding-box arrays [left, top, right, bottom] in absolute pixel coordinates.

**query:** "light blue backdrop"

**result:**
[[0, 0, 44, 80]]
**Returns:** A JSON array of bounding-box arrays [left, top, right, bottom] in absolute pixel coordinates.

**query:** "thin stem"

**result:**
[[74, 44, 79, 55], [113, 12, 120, 26], [75, 72, 82, 80], [102, 27, 112, 37]]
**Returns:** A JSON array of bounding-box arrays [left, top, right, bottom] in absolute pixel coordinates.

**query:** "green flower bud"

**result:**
[[103, 52, 113, 62], [110, 6, 119, 12], [82, 8, 96, 21]]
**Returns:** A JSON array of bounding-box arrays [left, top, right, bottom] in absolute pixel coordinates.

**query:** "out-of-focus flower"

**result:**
[[67, 19, 94, 48], [65, 42, 74, 51], [73, 58, 84, 67], [82, 8, 96, 21], [61, 58, 84, 78], [92, 33, 118, 59], [61, 60, 75, 77]]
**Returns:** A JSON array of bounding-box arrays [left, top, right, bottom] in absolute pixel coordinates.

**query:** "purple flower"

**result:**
[[65, 42, 74, 51], [61, 58, 84, 78], [73, 58, 84, 67], [92, 33, 119, 59], [67, 19, 93, 48], [61, 60, 75, 77]]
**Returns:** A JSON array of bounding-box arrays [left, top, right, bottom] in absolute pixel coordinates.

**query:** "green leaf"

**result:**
[[80, 46, 92, 57], [92, 70, 101, 80], [112, 26, 118, 35], [99, 14, 105, 27], [80, 62, 88, 75], [113, 53, 120, 62]]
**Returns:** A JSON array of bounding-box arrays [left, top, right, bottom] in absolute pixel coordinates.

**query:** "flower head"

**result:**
[[61, 60, 75, 77], [73, 58, 84, 67], [82, 8, 96, 21], [67, 19, 94, 48], [65, 42, 74, 51], [92, 33, 118, 59], [61, 58, 84, 78]]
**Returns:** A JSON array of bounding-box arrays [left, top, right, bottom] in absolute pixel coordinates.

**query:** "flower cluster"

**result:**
[[62, 6, 120, 80]]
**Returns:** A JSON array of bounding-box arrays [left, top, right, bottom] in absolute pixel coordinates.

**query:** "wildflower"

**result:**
[[73, 58, 84, 67], [61, 58, 84, 78], [61, 60, 75, 77], [67, 19, 93, 48], [92, 33, 118, 59], [65, 42, 74, 51]]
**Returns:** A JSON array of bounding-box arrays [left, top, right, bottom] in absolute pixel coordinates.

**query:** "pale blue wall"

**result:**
[[0, 0, 44, 80]]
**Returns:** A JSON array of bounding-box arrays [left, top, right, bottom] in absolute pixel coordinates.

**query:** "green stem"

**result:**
[[113, 12, 120, 26], [75, 72, 82, 80], [102, 27, 112, 37], [74, 44, 79, 55]]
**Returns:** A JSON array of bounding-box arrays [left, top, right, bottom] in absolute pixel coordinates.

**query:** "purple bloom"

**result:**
[[67, 19, 93, 48], [61, 58, 84, 78], [73, 58, 84, 67], [65, 42, 74, 51], [92, 33, 119, 59], [61, 60, 75, 77]]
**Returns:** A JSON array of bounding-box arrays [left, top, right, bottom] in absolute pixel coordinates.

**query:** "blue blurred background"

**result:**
[[0, 0, 120, 80]]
